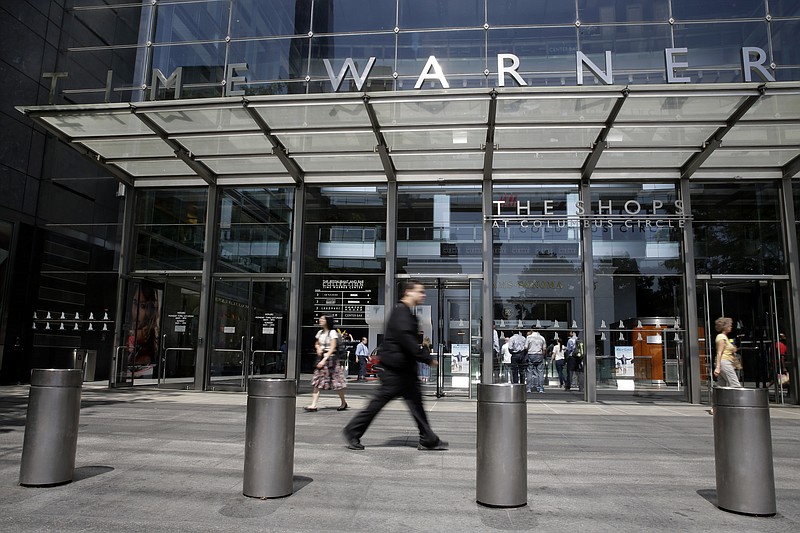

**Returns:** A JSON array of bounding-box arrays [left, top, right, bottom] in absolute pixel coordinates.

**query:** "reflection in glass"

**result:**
[[591, 183, 685, 392], [228, 38, 310, 86], [674, 21, 769, 70], [493, 184, 582, 273], [217, 188, 294, 274], [399, 0, 484, 29], [154, 1, 229, 43], [308, 33, 396, 90], [231, 0, 311, 37], [578, 0, 670, 23], [488, 0, 575, 26], [150, 43, 226, 98], [313, 0, 396, 33], [397, 185, 482, 274], [134, 189, 207, 271], [772, 20, 800, 67], [691, 182, 784, 275], [580, 23, 672, 71], [396, 30, 486, 79], [488, 27, 578, 80], [671, 0, 765, 20], [304, 186, 387, 273], [590, 183, 684, 274]]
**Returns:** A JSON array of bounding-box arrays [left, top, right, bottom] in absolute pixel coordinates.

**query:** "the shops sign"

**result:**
[[489, 197, 689, 230], [43, 47, 775, 102]]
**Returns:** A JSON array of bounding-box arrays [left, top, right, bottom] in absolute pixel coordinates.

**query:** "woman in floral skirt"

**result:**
[[305, 314, 348, 412]]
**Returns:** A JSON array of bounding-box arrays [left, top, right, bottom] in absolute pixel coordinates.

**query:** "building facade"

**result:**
[[2, 0, 800, 405]]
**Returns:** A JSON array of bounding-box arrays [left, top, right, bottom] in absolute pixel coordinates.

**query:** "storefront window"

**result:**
[[492, 184, 583, 359], [216, 187, 294, 274], [590, 182, 686, 391], [301, 186, 387, 373], [692, 182, 784, 275], [133, 188, 207, 271], [397, 185, 482, 275]]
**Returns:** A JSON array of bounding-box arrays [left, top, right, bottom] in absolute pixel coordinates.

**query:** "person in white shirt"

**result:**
[[500, 337, 512, 383], [525, 330, 547, 393], [550, 338, 566, 389], [355, 337, 369, 381]]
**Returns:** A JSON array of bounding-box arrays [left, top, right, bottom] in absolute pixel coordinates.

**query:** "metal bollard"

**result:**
[[712, 387, 776, 516], [476, 383, 527, 507], [243, 378, 296, 499], [19, 369, 83, 486]]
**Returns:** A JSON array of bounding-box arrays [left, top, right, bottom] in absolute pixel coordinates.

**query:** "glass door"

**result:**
[[159, 279, 201, 389], [209, 278, 289, 391], [116, 278, 200, 389], [699, 279, 790, 404], [405, 277, 481, 399]]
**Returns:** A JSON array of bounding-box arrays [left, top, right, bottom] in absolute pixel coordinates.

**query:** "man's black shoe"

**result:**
[[343, 430, 365, 450], [417, 439, 449, 451]]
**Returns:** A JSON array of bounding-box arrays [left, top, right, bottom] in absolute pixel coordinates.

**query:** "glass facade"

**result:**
[[3, 0, 799, 408], [54, 0, 800, 103]]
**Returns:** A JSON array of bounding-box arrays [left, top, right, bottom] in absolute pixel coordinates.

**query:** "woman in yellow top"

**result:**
[[713, 317, 742, 388]]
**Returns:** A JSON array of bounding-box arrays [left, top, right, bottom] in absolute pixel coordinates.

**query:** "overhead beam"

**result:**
[[581, 87, 629, 182], [21, 112, 135, 187], [783, 153, 800, 179], [132, 107, 218, 186], [242, 100, 303, 184], [363, 94, 396, 182], [681, 87, 765, 179], [483, 90, 498, 181]]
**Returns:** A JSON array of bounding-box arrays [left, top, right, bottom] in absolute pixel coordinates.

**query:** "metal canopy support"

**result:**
[[483, 91, 498, 182], [783, 153, 800, 179], [363, 95, 396, 182], [581, 88, 629, 182], [679, 178, 702, 404], [132, 109, 218, 185], [242, 101, 304, 184], [482, 91, 497, 384], [681, 89, 765, 179], [21, 112, 135, 187]]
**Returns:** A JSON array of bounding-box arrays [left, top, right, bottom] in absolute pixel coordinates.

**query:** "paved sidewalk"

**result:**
[[1, 383, 798, 532]]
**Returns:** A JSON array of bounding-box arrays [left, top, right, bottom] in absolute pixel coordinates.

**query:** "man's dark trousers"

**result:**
[[344, 369, 439, 446]]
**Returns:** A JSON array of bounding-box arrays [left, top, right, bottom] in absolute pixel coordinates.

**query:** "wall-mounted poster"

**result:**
[[126, 280, 163, 379], [615, 345, 635, 377]]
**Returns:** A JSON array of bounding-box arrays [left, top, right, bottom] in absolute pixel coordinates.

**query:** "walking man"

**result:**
[[343, 280, 448, 451]]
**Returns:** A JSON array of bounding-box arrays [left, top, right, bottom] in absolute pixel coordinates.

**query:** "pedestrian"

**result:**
[[713, 317, 742, 388], [500, 337, 512, 383], [508, 331, 527, 385], [419, 335, 432, 382], [550, 338, 566, 388], [492, 323, 500, 378], [525, 329, 547, 393], [355, 336, 369, 381], [304, 314, 348, 412], [343, 280, 448, 451], [565, 330, 580, 391]]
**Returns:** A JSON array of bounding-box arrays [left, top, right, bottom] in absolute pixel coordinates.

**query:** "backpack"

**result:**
[[575, 341, 584, 359]]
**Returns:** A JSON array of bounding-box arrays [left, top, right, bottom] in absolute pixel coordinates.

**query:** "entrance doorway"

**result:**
[[398, 276, 482, 398], [208, 278, 289, 391], [698, 278, 790, 404], [114, 277, 201, 389]]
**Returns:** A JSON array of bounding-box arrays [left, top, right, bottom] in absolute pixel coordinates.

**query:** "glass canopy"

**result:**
[[17, 83, 800, 186]]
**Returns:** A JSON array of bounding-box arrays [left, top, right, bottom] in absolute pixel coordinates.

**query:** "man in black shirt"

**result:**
[[343, 280, 448, 451]]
